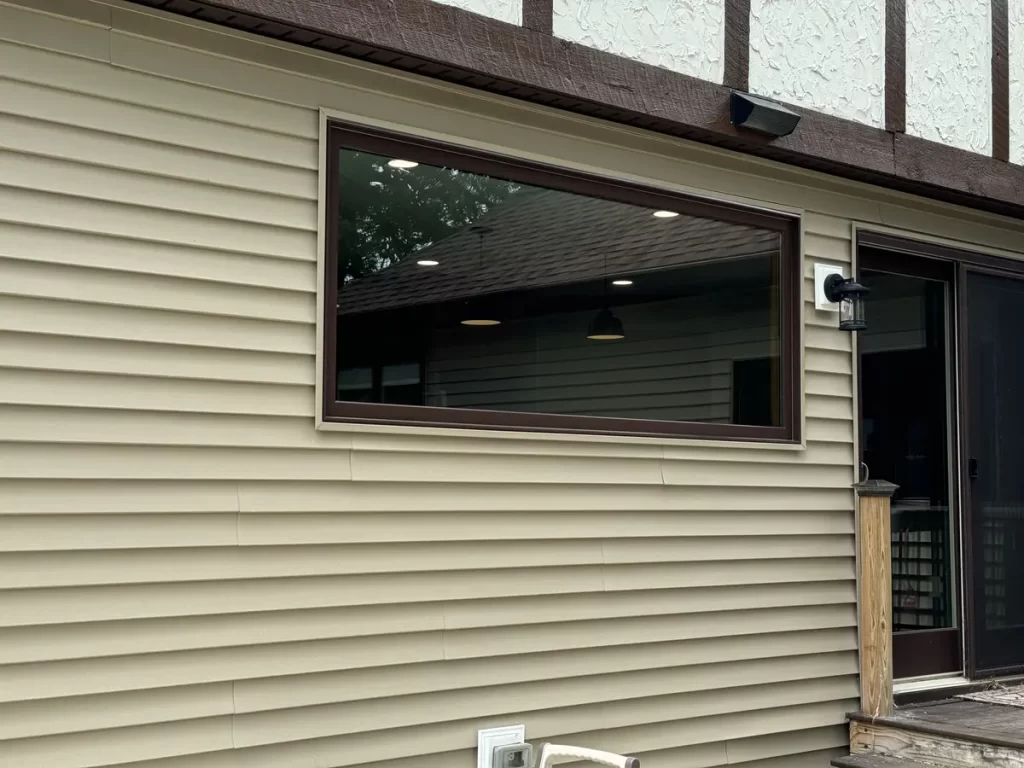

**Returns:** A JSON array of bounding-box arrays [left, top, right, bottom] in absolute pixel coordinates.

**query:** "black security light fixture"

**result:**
[[730, 91, 801, 138], [824, 273, 870, 331]]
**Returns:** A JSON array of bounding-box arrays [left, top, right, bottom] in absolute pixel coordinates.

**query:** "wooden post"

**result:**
[[854, 478, 898, 718]]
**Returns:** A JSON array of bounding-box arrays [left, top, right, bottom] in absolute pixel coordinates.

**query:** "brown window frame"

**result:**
[[323, 121, 802, 442]]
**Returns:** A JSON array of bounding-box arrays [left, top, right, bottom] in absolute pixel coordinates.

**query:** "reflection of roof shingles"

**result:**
[[339, 188, 778, 314]]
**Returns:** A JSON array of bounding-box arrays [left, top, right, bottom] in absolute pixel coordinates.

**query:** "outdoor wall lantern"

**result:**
[[814, 263, 870, 331]]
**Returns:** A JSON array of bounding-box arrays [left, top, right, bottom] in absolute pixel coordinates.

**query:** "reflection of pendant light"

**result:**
[[586, 254, 626, 341], [461, 226, 501, 326], [587, 307, 625, 340], [461, 312, 500, 327]]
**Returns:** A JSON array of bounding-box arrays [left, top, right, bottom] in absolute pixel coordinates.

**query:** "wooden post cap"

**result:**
[[853, 479, 899, 497]]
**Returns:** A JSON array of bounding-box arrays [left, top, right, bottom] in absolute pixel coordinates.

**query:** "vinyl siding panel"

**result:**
[[0, 2, 1021, 767]]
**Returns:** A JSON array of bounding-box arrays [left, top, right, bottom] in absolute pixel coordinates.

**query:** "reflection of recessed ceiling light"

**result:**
[[461, 319, 501, 326], [416, 259, 439, 266], [388, 159, 419, 169], [612, 279, 633, 286], [652, 210, 679, 218]]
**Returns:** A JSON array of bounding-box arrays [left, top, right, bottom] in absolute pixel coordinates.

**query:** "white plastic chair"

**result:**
[[535, 743, 640, 768]]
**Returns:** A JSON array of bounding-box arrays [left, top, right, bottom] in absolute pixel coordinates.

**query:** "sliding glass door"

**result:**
[[860, 234, 1024, 679], [964, 268, 1024, 675], [859, 252, 960, 678]]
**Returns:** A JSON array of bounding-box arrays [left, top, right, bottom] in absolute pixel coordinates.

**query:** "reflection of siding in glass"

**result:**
[[425, 290, 773, 425], [337, 367, 373, 401], [382, 363, 422, 405]]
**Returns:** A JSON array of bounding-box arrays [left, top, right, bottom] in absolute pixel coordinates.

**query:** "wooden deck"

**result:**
[[835, 698, 1024, 768]]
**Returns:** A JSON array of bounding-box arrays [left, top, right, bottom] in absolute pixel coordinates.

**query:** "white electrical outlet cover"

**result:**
[[814, 263, 846, 312], [478, 725, 526, 768]]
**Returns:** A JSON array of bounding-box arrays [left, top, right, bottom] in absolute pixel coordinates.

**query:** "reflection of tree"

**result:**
[[337, 151, 522, 283]]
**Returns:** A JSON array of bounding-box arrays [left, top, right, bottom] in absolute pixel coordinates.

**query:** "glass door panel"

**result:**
[[965, 269, 1024, 674], [860, 256, 960, 678]]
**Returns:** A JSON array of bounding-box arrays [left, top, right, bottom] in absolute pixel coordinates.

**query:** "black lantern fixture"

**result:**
[[824, 273, 870, 331]]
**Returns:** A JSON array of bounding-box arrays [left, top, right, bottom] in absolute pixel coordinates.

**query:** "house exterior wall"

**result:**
[[552, 0, 725, 82], [434, 0, 521, 23], [905, 0, 992, 154], [748, 0, 885, 128], [459, 0, 1003, 160], [1010, 1, 1024, 164], [2, 1, 1024, 767]]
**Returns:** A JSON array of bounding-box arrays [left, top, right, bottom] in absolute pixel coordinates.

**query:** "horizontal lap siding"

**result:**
[[0, 4, 856, 768]]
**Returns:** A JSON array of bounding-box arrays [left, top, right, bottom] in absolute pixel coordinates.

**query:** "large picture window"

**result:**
[[323, 123, 801, 440]]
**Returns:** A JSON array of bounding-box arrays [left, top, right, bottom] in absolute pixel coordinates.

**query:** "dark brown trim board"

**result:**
[[323, 121, 803, 442], [992, 0, 1010, 161], [956, 261, 976, 679], [858, 242, 963, 681], [521, 0, 553, 34], [893, 629, 961, 679], [131, 0, 1024, 220], [858, 230, 1024, 275], [723, 0, 751, 91], [885, 0, 906, 133]]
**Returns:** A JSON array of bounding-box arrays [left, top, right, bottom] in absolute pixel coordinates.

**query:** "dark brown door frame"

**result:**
[[858, 239, 961, 679], [956, 258, 1024, 677], [858, 230, 1024, 679]]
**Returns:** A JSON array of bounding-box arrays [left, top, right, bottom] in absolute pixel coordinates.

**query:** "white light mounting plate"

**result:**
[[478, 725, 526, 768], [814, 263, 846, 312]]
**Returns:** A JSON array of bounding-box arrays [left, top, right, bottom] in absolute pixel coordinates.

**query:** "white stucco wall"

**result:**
[[431, 0, 521, 24], [1010, 1, 1024, 164], [748, 0, 885, 128], [906, 0, 991, 154], [553, 0, 725, 83]]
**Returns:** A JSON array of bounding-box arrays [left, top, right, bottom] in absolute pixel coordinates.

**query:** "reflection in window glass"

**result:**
[[334, 147, 783, 427], [860, 269, 955, 633], [337, 367, 373, 402], [381, 363, 422, 405]]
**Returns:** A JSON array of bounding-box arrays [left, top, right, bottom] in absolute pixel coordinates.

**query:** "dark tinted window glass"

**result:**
[[860, 268, 955, 633], [334, 145, 783, 427], [966, 272, 1024, 671]]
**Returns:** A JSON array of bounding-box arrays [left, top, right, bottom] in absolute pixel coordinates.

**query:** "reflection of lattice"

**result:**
[[983, 519, 1008, 629], [979, 505, 1024, 631], [892, 516, 949, 630]]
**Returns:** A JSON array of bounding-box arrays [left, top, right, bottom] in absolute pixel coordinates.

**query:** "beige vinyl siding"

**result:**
[[0, 2, 1016, 767]]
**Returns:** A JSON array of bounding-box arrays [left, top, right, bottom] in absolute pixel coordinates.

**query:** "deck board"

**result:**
[[899, 699, 1024, 745], [851, 698, 1024, 750]]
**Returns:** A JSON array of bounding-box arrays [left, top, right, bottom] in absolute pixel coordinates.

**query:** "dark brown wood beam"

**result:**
[[522, 0, 552, 34], [723, 0, 750, 91], [128, 0, 1024, 220], [885, 0, 906, 133], [992, 0, 1010, 161]]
